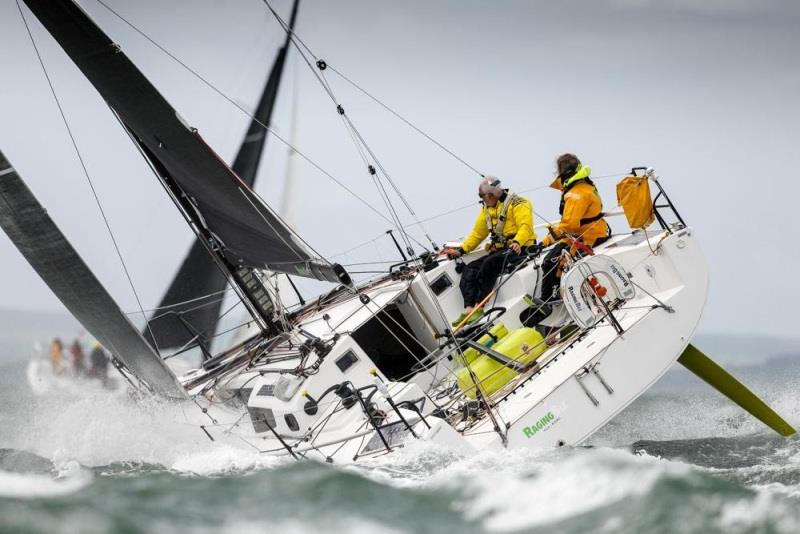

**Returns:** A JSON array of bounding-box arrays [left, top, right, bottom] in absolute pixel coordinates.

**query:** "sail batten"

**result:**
[[0, 150, 186, 399]]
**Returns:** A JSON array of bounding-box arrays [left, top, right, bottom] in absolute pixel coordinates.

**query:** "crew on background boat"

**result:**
[[89, 342, 109, 382], [441, 177, 536, 326], [50, 337, 64, 375], [539, 153, 611, 302], [69, 339, 85, 375]]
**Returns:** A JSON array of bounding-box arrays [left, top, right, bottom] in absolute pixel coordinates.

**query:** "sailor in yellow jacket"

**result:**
[[540, 153, 610, 302], [441, 178, 536, 326]]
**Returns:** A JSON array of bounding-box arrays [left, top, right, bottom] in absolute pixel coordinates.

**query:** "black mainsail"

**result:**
[[21, 0, 350, 341], [0, 150, 185, 398], [147, 0, 302, 351]]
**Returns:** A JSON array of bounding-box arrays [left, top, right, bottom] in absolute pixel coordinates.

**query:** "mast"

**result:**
[[21, 0, 350, 346], [147, 0, 302, 351]]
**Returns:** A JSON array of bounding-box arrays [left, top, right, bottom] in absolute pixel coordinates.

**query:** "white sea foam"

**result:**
[[3, 388, 254, 468], [458, 448, 690, 531], [352, 441, 698, 531], [169, 445, 288, 475], [0, 461, 91, 499], [217, 518, 403, 534], [585, 361, 800, 448], [717, 489, 800, 533]]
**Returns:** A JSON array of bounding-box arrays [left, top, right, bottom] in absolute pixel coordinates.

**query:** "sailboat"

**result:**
[[1, 0, 794, 462]]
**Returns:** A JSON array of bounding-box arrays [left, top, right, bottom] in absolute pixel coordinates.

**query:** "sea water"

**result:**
[[1, 341, 799, 533]]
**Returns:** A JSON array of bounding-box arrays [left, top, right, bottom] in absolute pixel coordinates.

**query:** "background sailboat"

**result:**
[[145, 0, 302, 355]]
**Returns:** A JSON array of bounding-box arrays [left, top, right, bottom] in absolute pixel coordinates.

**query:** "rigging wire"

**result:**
[[15, 0, 161, 352], [325, 172, 626, 261], [259, 4, 484, 180], [123, 287, 234, 316], [261, 0, 439, 254], [326, 64, 484, 177], [408, 173, 627, 227], [327, 231, 388, 260], [89, 0, 428, 253], [261, 1, 621, 256]]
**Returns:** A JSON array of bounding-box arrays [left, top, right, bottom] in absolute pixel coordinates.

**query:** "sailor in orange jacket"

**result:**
[[540, 154, 610, 302], [50, 337, 64, 375], [441, 178, 536, 326]]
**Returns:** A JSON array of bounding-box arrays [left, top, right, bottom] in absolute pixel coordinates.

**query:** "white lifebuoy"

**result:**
[[560, 254, 635, 329]]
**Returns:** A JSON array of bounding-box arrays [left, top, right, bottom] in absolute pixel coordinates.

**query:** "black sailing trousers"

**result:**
[[539, 235, 610, 301], [539, 242, 571, 302], [459, 249, 525, 308]]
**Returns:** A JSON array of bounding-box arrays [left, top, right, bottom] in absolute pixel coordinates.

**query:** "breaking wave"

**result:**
[[1, 358, 800, 532]]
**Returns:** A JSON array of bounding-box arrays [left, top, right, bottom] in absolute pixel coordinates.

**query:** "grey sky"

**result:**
[[0, 0, 798, 339]]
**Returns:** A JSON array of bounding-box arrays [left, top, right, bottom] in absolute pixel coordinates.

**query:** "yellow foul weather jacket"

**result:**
[[461, 193, 536, 253], [543, 165, 609, 247]]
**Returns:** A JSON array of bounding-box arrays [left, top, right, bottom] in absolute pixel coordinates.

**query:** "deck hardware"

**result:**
[[465, 340, 526, 372], [263, 416, 298, 460], [385, 229, 407, 261], [199, 425, 215, 442], [575, 367, 599, 406], [631, 280, 675, 313], [591, 364, 614, 394]]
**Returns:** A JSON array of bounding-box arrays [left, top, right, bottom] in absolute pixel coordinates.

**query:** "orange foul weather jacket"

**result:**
[[461, 193, 536, 253], [543, 165, 610, 247]]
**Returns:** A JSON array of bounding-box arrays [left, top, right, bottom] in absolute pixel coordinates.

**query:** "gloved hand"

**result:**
[[439, 247, 462, 259], [542, 224, 559, 247]]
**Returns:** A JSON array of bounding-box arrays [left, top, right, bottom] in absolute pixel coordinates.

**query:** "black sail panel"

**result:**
[[147, 0, 301, 350], [147, 242, 227, 350], [0, 150, 186, 399], [21, 0, 349, 287], [231, 0, 300, 186]]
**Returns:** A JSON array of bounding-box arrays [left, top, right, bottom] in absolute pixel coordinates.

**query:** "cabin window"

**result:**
[[430, 273, 453, 296], [351, 303, 428, 381], [335, 351, 359, 373], [257, 384, 275, 397], [248, 407, 276, 433], [284, 414, 300, 432]]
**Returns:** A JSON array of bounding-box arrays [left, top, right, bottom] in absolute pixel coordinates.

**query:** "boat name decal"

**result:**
[[522, 411, 555, 438], [567, 286, 581, 310]]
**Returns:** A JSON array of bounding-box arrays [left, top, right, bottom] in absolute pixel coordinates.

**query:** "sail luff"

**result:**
[[146, 0, 302, 350], [19, 0, 349, 280], [0, 150, 186, 399]]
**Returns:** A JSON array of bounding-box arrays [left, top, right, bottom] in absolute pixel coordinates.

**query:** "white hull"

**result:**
[[485, 229, 707, 450], [27, 353, 120, 397], [188, 227, 709, 463]]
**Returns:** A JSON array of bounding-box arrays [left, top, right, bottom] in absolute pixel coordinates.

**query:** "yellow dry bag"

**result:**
[[616, 175, 655, 229]]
